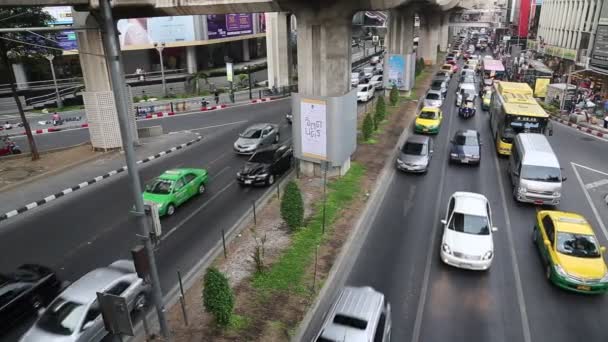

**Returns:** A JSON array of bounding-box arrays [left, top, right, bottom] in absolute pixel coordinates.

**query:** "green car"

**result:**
[[143, 168, 209, 217]]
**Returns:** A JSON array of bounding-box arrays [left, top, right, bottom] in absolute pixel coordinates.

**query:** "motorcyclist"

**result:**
[[52, 112, 62, 126]]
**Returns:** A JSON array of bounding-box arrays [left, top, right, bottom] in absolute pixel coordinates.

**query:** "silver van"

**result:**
[[509, 133, 565, 205], [315, 286, 391, 342]]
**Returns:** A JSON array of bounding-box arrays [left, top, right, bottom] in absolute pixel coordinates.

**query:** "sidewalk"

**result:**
[[0, 131, 200, 220]]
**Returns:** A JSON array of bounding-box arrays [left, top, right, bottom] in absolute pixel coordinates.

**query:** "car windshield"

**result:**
[[426, 93, 440, 100], [462, 76, 475, 83], [419, 110, 438, 119], [441, 66, 451, 71], [402, 142, 427, 156], [146, 179, 173, 194], [556, 232, 601, 258], [240, 128, 262, 139], [37, 298, 86, 335], [455, 134, 478, 146], [435, 73, 447, 78], [449, 212, 490, 235], [521, 165, 561, 182], [431, 81, 444, 89], [249, 150, 275, 163]]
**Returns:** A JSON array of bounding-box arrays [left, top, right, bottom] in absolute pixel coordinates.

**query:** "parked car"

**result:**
[[1, 264, 62, 334], [423, 89, 444, 108], [20, 260, 149, 342], [234, 123, 280, 155], [236, 144, 293, 186], [440, 192, 497, 270], [369, 75, 384, 90], [533, 210, 608, 294], [143, 168, 209, 217], [396, 135, 433, 173], [430, 79, 448, 96], [357, 84, 375, 102], [449, 130, 481, 165]]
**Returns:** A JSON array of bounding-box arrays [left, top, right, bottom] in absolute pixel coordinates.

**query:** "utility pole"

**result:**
[[99, 0, 170, 339], [154, 42, 167, 98], [45, 54, 63, 109]]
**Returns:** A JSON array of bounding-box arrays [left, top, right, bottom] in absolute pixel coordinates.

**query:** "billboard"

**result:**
[[591, 25, 608, 70], [300, 98, 327, 161], [44, 6, 73, 25], [56, 31, 78, 50], [385, 54, 406, 90], [534, 78, 550, 98], [207, 14, 253, 40], [117, 16, 195, 47]]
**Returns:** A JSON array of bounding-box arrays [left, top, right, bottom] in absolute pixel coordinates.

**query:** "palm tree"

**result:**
[[190, 71, 209, 95]]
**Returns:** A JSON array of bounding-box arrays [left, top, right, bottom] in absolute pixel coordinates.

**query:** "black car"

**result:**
[[0, 264, 62, 333], [237, 144, 293, 186], [449, 130, 481, 165]]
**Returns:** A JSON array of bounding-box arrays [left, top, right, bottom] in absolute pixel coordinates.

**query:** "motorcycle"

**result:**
[[459, 99, 476, 119], [0, 138, 21, 156]]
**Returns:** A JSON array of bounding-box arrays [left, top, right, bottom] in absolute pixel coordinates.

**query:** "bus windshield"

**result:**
[[501, 116, 545, 143]]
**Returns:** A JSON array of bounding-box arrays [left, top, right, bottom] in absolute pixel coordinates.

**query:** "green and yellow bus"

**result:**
[[489, 81, 550, 155]]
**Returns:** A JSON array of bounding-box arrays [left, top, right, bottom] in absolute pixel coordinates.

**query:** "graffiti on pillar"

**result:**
[[385, 54, 406, 90], [300, 98, 327, 161]]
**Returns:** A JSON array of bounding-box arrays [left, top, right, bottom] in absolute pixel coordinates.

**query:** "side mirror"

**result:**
[[543, 239, 551, 247], [492, 226, 498, 232], [440, 219, 447, 225], [562, 177, 567, 182]]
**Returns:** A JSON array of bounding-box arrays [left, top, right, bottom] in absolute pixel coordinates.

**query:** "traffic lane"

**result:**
[[499, 128, 608, 341], [0, 108, 290, 276], [416, 97, 524, 342], [10, 127, 89, 152]]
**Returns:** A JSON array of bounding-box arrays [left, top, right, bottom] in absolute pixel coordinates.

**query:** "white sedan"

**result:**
[[440, 192, 497, 270]]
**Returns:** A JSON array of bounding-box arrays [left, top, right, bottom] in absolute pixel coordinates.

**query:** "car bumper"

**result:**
[[450, 155, 480, 164], [414, 126, 439, 134], [237, 176, 268, 185], [441, 251, 492, 270], [515, 192, 560, 205], [396, 161, 427, 173], [234, 147, 256, 155], [549, 272, 608, 294]]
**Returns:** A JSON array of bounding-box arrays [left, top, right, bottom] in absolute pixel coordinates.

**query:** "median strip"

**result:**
[[0, 133, 202, 223]]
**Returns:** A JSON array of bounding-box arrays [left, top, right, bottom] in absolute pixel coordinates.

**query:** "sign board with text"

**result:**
[[300, 98, 327, 160]]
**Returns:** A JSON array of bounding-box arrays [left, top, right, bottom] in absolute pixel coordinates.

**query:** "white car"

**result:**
[[370, 56, 380, 65], [363, 66, 375, 81], [357, 84, 375, 102], [351, 71, 363, 87], [369, 75, 384, 90], [440, 192, 497, 271], [456, 83, 477, 107]]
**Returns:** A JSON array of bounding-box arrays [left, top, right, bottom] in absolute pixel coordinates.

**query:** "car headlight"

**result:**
[[482, 251, 493, 260], [256, 173, 268, 179], [601, 272, 608, 282], [450, 153, 458, 158], [518, 187, 527, 194], [442, 243, 452, 254], [554, 264, 568, 277], [397, 159, 405, 166], [246, 144, 257, 150], [236, 172, 241, 177], [553, 191, 560, 196]]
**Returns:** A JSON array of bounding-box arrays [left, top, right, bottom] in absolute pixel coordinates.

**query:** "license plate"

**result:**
[[462, 158, 469, 163], [459, 263, 472, 268], [423, 128, 428, 132], [534, 200, 543, 205], [244, 180, 252, 184], [577, 285, 591, 291]]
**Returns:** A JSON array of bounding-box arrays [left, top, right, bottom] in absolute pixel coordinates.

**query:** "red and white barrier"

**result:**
[[551, 116, 607, 139]]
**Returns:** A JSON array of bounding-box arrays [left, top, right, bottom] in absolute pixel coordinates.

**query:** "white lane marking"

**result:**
[[571, 162, 608, 177], [411, 83, 456, 342], [585, 179, 608, 190], [160, 180, 235, 242], [168, 120, 248, 135], [493, 142, 532, 342], [571, 163, 608, 242]]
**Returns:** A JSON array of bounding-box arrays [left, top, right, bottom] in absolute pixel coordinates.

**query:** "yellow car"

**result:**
[[440, 64, 454, 75], [415, 107, 442, 134], [481, 89, 492, 110], [533, 210, 608, 294]]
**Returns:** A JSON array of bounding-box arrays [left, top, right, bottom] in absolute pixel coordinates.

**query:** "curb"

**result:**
[[0, 133, 203, 223], [4, 123, 89, 137], [293, 107, 417, 342], [550, 115, 608, 140]]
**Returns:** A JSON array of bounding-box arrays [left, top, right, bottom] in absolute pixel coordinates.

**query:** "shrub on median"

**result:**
[[202, 267, 234, 327], [389, 86, 399, 106], [281, 181, 304, 231], [375, 96, 386, 125], [363, 112, 374, 140]]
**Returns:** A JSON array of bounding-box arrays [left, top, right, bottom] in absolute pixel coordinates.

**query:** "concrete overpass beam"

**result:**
[[266, 12, 292, 89], [74, 11, 137, 151]]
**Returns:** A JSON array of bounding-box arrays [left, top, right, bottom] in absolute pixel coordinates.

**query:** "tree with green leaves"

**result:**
[[389, 85, 399, 106], [190, 71, 209, 95], [0, 8, 60, 160], [374, 96, 386, 127], [362, 112, 374, 141], [280, 181, 304, 231], [202, 267, 234, 327]]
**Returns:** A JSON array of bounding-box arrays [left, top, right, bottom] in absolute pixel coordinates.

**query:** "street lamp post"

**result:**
[[45, 54, 63, 109], [154, 42, 167, 98], [245, 66, 252, 99]]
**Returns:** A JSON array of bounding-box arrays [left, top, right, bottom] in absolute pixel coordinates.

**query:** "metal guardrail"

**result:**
[[25, 84, 84, 107]]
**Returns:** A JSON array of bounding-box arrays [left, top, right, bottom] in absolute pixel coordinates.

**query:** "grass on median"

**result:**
[[252, 163, 366, 293]]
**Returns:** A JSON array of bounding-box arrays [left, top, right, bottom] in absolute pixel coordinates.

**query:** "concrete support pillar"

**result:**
[[385, 8, 415, 91], [186, 46, 197, 74], [265, 12, 291, 88], [242, 39, 250, 62], [75, 12, 137, 150], [419, 12, 440, 65], [11, 64, 28, 90], [439, 12, 449, 52]]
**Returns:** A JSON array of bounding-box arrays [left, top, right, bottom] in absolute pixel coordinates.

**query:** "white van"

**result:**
[[509, 133, 565, 205], [357, 84, 375, 102], [315, 286, 391, 342]]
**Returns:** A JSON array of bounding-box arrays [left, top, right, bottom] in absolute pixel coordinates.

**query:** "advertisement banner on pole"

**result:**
[[300, 98, 327, 161], [534, 77, 550, 98], [226, 63, 234, 82], [207, 14, 253, 40], [385, 54, 407, 90]]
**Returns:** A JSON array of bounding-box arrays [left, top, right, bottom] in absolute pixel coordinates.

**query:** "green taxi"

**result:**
[[533, 210, 608, 294], [415, 107, 443, 134], [143, 168, 209, 217]]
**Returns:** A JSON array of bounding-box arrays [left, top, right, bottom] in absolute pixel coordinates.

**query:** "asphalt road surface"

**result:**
[[305, 58, 608, 341]]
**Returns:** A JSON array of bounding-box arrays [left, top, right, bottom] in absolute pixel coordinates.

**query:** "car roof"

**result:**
[[406, 134, 430, 144], [456, 129, 478, 137], [159, 169, 187, 180], [541, 211, 595, 235], [452, 192, 488, 216], [460, 83, 475, 90], [517, 134, 559, 167], [427, 89, 442, 95], [60, 260, 135, 304]]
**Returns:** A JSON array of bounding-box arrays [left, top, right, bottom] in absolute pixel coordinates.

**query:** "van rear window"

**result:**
[[333, 314, 368, 329]]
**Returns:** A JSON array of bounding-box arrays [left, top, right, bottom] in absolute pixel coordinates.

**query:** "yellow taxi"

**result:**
[[415, 107, 442, 134], [533, 210, 608, 294], [440, 64, 454, 75], [481, 89, 492, 111]]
